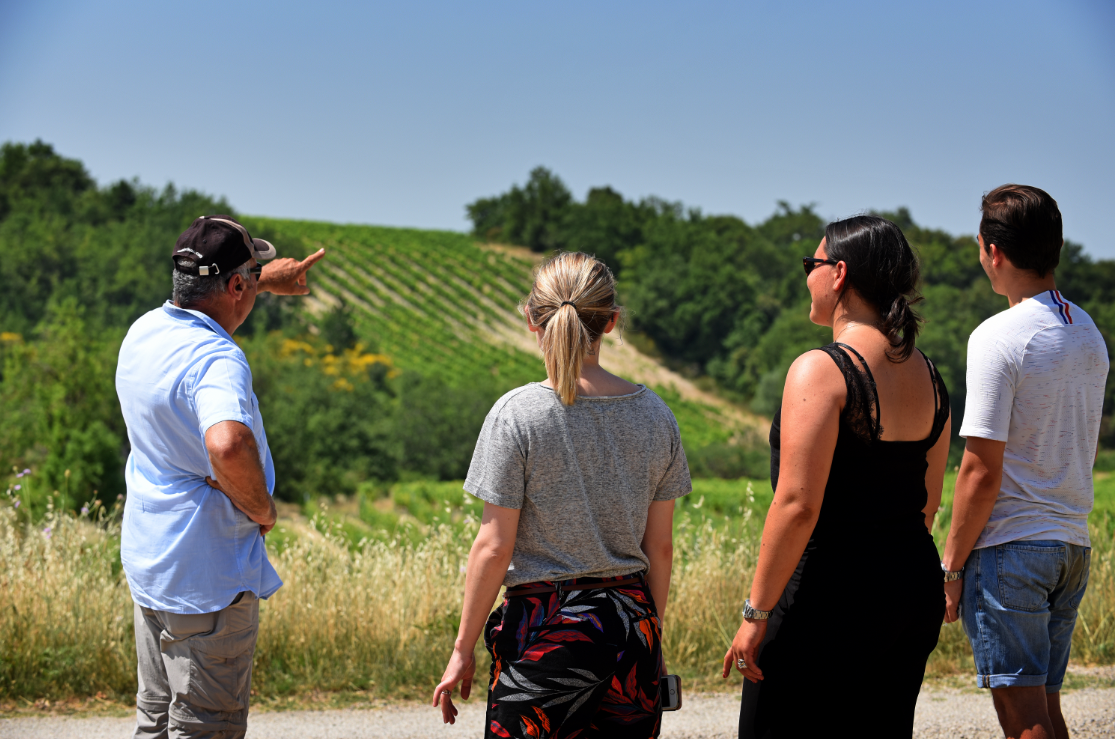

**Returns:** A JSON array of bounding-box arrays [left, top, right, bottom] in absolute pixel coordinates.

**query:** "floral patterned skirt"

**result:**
[[483, 574, 663, 739]]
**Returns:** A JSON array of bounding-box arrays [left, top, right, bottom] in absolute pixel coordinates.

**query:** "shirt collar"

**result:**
[[1025, 290, 1065, 308], [161, 301, 236, 344]]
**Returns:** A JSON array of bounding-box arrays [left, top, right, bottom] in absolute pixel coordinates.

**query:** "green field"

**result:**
[[297, 469, 1115, 553], [247, 219, 544, 386]]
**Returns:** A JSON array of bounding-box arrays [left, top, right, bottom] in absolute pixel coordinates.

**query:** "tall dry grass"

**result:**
[[254, 516, 472, 697], [1073, 513, 1115, 665], [1, 501, 1112, 701], [0, 501, 134, 698]]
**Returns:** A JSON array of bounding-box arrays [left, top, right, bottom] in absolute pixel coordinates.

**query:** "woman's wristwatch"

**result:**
[[941, 561, 964, 582], [742, 599, 773, 621]]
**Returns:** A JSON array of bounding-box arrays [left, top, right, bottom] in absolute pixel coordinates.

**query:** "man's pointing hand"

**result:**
[[258, 248, 326, 295]]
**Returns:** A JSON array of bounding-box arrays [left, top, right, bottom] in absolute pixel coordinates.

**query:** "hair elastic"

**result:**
[[560, 301, 577, 308]]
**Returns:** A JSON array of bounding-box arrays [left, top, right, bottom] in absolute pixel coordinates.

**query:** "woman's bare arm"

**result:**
[[722, 350, 844, 682], [641, 500, 676, 622], [433, 501, 520, 723], [748, 352, 843, 610], [922, 413, 951, 532]]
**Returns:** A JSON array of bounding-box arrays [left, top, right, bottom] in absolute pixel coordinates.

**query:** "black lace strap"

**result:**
[[816, 342, 881, 443], [919, 350, 951, 446], [833, 342, 881, 434], [920, 351, 939, 421]]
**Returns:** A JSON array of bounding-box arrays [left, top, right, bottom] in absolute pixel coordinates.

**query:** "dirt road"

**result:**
[[3, 688, 1113, 738]]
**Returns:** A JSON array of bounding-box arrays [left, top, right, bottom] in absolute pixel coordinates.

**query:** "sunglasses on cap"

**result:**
[[802, 257, 838, 276]]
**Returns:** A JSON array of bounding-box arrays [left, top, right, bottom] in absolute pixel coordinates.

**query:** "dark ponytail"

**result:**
[[824, 216, 923, 362]]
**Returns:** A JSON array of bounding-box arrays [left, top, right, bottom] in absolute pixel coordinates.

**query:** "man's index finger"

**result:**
[[299, 248, 326, 272]]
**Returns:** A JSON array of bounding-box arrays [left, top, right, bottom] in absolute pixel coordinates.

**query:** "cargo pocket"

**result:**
[[996, 542, 1063, 612], [185, 627, 256, 714]]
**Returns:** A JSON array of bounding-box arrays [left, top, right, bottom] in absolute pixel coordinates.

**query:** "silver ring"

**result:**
[[736, 658, 747, 669], [441, 690, 451, 695]]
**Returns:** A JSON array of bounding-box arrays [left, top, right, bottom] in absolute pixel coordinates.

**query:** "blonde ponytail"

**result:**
[[525, 253, 619, 406]]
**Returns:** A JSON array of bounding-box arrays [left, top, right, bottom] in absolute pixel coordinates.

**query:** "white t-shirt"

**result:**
[[960, 290, 1109, 549]]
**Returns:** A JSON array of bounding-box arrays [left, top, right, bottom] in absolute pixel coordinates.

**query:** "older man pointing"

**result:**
[[116, 215, 324, 739]]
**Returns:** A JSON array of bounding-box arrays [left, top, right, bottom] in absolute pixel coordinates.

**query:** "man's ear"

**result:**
[[228, 273, 247, 301], [988, 243, 1004, 268]]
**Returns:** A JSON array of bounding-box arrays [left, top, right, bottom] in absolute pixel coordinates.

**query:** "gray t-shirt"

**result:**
[[465, 382, 692, 588]]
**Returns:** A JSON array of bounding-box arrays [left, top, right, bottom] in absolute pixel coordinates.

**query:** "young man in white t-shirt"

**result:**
[[942, 184, 1109, 739]]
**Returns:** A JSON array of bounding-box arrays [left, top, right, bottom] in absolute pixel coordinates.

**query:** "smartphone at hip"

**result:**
[[660, 674, 682, 711]]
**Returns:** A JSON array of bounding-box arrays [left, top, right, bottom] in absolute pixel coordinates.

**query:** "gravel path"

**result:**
[[3, 689, 1113, 739]]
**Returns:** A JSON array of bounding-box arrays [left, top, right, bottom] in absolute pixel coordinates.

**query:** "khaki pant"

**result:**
[[133, 592, 259, 739]]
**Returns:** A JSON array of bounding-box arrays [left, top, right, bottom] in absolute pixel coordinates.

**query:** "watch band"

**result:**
[[941, 561, 964, 582], [742, 599, 772, 620]]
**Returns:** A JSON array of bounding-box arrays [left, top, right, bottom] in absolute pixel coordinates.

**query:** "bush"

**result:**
[[685, 444, 770, 480], [0, 302, 126, 511]]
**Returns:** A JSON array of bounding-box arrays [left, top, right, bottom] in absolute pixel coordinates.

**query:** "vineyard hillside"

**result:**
[[245, 217, 768, 460]]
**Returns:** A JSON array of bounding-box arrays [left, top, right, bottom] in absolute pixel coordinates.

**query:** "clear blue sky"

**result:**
[[2, 0, 1113, 257]]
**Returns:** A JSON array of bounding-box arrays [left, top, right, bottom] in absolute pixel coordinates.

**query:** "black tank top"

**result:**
[[769, 343, 950, 549]]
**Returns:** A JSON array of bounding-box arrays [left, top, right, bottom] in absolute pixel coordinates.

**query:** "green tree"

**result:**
[[466, 167, 572, 252], [0, 301, 125, 512], [243, 332, 397, 501]]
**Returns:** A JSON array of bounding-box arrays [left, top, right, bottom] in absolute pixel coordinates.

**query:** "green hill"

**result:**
[[243, 216, 768, 467]]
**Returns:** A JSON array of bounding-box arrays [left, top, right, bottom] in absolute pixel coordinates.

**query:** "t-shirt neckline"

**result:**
[[530, 381, 648, 401]]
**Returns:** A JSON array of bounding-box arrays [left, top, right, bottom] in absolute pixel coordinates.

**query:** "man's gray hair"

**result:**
[[172, 260, 251, 307]]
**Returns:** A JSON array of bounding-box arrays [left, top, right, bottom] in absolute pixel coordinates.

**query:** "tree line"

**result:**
[[468, 167, 1115, 458], [3, 144, 1112, 513], [0, 141, 503, 512]]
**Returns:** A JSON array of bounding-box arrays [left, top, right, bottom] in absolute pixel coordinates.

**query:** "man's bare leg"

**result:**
[[1046, 691, 1069, 739], [991, 686, 1056, 739]]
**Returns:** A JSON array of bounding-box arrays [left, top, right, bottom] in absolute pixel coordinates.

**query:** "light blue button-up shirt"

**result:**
[[117, 302, 282, 614]]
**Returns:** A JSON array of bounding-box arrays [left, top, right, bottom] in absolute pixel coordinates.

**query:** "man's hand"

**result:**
[[206, 475, 275, 535], [258, 248, 326, 295], [942, 437, 1005, 620], [944, 578, 963, 623]]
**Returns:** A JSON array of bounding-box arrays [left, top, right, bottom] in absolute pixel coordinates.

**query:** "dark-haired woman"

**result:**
[[724, 216, 951, 737], [433, 252, 691, 738]]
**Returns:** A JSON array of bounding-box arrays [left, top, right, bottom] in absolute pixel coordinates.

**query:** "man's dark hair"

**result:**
[[979, 184, 1063, 277]]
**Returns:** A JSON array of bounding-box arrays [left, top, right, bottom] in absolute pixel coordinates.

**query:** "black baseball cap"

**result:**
[[172, 215, 277, 276]]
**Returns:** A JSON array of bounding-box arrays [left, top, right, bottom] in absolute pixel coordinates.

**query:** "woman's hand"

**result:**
[[722, 618, 767, 684], [431, 646, 477, 724]]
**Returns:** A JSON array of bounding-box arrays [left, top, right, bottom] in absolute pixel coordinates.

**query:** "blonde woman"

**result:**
[[433, 252, 691, 738]]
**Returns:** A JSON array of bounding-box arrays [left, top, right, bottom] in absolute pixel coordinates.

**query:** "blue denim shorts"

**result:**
[[960, 539, 1090, 692]]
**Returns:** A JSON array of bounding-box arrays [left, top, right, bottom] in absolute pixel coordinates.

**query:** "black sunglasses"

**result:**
[[246, 265, 263, 278], [802, 257, 838, 276]]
